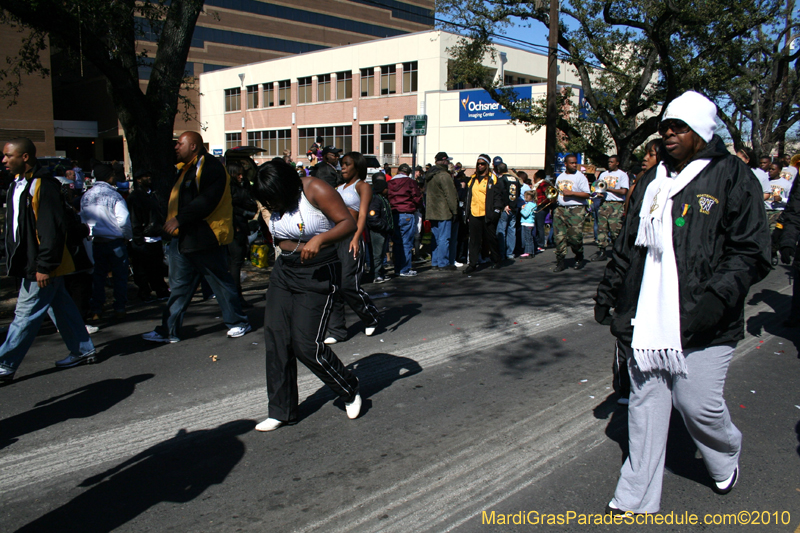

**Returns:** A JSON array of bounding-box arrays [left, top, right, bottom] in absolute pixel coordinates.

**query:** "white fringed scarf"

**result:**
[[631, 159, 711, 376]]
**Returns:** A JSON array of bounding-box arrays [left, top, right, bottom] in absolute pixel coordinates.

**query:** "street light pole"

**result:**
[[544, 0, 559, 177]]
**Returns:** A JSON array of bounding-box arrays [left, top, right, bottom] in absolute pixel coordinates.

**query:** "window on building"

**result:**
[[298, 76, 313, 104], [380, 65, 396, 95], [299, 126, 351, 156], [360, 124, 374, 155], [380, 123, 396, 141], [264, 83, 275, 107], [248, 129, 292, 157], [278, 80, 291, 106], [224, 88, 241, 112], [504, 74, 514, 86], [402, 61, 418, 93], [517, 77, 527, 85], [246, 85, 259, 109], [360, 68, 375, 97], [334, 125, 352, 153], [318, 74, 332, 102], [336, 71, 352, 100], [225, 132, 241, 150]]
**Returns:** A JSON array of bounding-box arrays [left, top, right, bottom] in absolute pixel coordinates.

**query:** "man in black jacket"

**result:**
[[127, 169, 170, 302], [310, 146, 342, 188], [0, 138, 96, 382], [142, 131, 251, 343], [594, 91, 770, 515]]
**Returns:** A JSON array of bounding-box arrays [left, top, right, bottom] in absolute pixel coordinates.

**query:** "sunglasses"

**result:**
[[477, 161, 488, 166], [658, 120, 691, 136]]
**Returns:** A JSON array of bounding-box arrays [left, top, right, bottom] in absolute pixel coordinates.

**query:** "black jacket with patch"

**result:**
[[366, 194, 392, 235], [595, 136, 770, 348]]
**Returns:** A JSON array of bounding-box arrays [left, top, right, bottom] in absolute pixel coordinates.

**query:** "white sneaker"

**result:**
[[346, 393, 362, 419], [227, 324, 252, 338], [255, 418, 283, 432], [714, 465, 738, 494], [324, 337, 338, 345], [454, 261, 464, 267], [85, 325, 99, 335], [365, 326, 376, 336], [142, 330, 178, 343]]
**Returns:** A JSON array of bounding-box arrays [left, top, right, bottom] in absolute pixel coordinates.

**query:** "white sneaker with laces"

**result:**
[[85, 325, 99, 335], [324, 337, 338, 345], [365, 326, 376, 336], [142, 330, 178, 343], [227, 324, 252, 338], [255, 418, 283, 432], [346, 393, 362, 419]]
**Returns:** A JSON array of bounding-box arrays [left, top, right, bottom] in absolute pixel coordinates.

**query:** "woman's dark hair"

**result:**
[[342, 151, 368, 182], [253, 157, 302, 214], [646, 138, 664, 163]]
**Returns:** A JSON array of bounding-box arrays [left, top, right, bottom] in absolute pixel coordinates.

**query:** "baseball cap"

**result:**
[[321, 146, 341, 157], [434, 151, 452, 161], [492, 156, 503, 166]]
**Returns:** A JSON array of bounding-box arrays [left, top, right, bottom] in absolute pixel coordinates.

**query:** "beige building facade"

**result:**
[[200, 30, 582, 171]]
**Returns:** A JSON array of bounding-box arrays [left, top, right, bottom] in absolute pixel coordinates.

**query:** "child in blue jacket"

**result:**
[[520, 190, 537, 257]]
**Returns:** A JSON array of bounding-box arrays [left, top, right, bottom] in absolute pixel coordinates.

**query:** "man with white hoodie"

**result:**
[[594, 91, 770, 515]]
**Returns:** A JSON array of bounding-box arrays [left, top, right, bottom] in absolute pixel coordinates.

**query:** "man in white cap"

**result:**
[[594, 91, 770, 515]]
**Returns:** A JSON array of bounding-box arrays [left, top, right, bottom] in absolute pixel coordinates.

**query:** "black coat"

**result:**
[[595, 136, 770, 348], [174, 154, 230, 254], [5, 164, 91, 279], [230, 180, 257, 240], [778, 176, 800, 266], [366, 194, 392, 235], [310, 162, 341, 188], [127, 188, 164, 246]]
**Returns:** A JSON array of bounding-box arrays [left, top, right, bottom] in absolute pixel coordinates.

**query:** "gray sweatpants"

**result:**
[[611, 343, 741, 514]]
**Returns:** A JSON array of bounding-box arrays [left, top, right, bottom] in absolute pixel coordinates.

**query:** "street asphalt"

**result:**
[[0, 245, 798, 533]]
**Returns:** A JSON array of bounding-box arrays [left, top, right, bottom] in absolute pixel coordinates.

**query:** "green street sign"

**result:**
[[403, 114, 427, 136]]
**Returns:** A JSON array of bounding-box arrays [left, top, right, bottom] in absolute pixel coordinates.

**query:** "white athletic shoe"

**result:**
[[714, 465, 738, 494], [365, 326, 376, 336], [227, 324, 252, 338], [255, 418, 283, 432], [323, 337, 338, 345], [85, 325, 99, 335], [454, 261, 464, 268], [346, 393, 362, 419]]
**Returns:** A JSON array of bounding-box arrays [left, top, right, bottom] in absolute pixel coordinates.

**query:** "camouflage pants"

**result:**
[[554, 206, 586, 260], [596, 201, 624, 250]]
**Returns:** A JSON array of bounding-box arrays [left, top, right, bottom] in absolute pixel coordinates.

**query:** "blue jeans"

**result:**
[[0, 277, 94, 372], [156, 243, 249, 341], [522, 225, 536, 254], [91, 238, 129, 313], [430, 219, 453, 267], [392, 213, 415, 274], [496, 210, 517, 258]]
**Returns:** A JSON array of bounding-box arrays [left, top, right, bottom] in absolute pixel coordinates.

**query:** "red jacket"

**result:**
[[388, 174, 422, 214]]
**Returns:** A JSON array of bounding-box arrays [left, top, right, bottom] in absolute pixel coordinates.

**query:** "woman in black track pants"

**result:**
[[252, 158, 361, 432], [325, 152, 380, 344]]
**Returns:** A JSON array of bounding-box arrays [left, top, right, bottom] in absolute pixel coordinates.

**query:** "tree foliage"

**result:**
[[437, 0, 780, 167], [0, 0, 205, 197], [702, 3, 800, 157]]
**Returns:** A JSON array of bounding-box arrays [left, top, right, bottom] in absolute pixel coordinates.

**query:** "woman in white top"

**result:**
[[252, 158, 361, 432], [325, 152, 380, 344]]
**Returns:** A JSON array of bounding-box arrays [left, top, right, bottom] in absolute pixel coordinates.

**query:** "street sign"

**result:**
[[403, 115, 427, 136]]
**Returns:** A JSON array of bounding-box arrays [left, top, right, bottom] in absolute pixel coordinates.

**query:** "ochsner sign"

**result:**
[[459, 87, 532, 122]]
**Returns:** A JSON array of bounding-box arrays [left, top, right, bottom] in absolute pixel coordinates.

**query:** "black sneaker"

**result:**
[[574, 254, 585, 270], [491, 261, 502, 269], [440, 265, 458, 271], [463, 265, 477, 275], [589, 250, 605, 262], [713, 465, 738, 495], [55, 350, 97, 368], [553, 260, 566, 272]]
